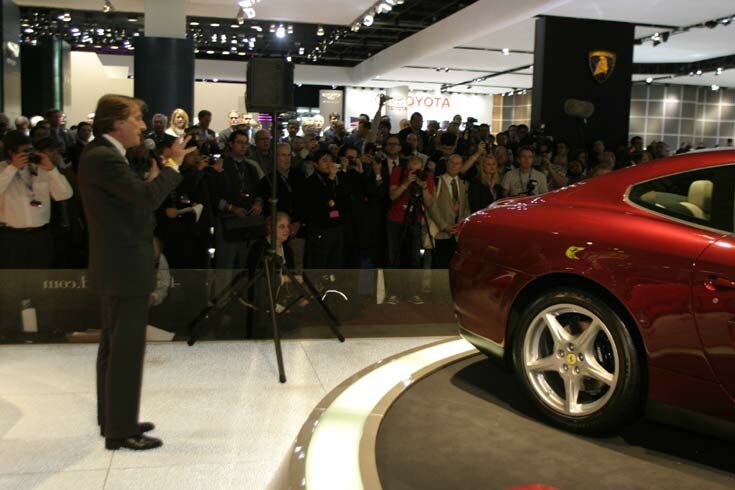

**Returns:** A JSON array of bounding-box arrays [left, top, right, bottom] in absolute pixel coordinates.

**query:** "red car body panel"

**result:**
[[450, 150, 735, 423]]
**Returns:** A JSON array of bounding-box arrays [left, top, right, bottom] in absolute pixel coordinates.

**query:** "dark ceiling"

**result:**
[[19, 1, 477, 66]]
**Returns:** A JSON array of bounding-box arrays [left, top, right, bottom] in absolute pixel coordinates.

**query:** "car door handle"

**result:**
[[704, 276, 735, 291]]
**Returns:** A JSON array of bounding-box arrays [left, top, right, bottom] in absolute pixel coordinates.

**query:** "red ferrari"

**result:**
[[450, 149, 735, 434]]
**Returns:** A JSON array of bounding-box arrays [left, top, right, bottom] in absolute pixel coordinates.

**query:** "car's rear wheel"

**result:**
[[511, 288, 642, 433]]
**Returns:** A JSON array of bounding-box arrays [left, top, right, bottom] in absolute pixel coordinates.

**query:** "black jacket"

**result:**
[[302, 171, 347, 229], [78, 136, 182, 296]]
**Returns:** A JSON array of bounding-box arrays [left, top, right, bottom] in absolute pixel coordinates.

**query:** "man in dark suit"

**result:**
[[78, 94, 194, 451]]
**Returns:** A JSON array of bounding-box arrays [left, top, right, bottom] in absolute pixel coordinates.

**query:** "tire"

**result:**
[[511, 287, 642, 434]]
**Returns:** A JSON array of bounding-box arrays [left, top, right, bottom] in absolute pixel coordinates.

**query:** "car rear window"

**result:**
[[628, 164, 735, 233]]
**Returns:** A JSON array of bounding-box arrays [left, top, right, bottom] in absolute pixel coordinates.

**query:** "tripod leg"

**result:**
[[264, 260, 287, 383], [284, 267, 345, 343], [188, 269, 264, 346]]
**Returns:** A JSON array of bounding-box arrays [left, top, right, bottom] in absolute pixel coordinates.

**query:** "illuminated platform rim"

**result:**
[[289, 337, 478, 490]]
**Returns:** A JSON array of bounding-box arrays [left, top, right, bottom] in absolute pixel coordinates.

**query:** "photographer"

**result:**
[[384, 155, 434, 305], [302, 149, 347, 270], [215, 130, 264, 283], [0, 130, 73, 268], [501, 146, 548, 197]]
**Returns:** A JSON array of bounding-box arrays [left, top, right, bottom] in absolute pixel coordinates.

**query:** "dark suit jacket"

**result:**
[[78, 136, 182, 296]]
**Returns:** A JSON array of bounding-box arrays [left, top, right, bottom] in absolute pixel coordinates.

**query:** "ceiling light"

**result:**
[[269, 24, 276, 33], [716, 67, 723, 75], [502, 48, 510, 55], [237, 7, 246, 24], [251, 25, 262, 32], [377, 2, 392, 13], [363, 13, 374, 27], [287, 24, 294, 34], [286, 55, 292, 62], [189, 21, 200, 26], [711, 84, 720, 91], [351, 22, 361, 32], [102, 0, 114, 13], [317, 25, 325, 36], [210, 23, 220, 27], [645, 77, 653, 84], [275, 24, 286, 38], [696, 69, 702, 76], [722, 18, 731, 25]]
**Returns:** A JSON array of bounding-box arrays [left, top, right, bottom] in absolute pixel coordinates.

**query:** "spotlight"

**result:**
[[351, 22, 361, 32], [711, 84, 720, 91], [298, 47, 305, 55], [723, 18, 731, 25], [689, 71, 695, 76], [377, 2, 392, 13], [716, 67, 723, 75], [102, 0, 114, 13], [696, 69, 703, 76], [645, 77, 653, 84], [269, 24, 276, 33], [287, 25, 293, 34], [317, 25, 325, 36], [502, 48, 510, 55], [363, 13, 374, 27], [236, 7, 246, 24], [286, 55, 292, 62]]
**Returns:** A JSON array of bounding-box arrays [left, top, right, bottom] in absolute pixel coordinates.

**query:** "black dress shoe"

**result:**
[[105, 434, 163, 451], [100, 422, 155, 437]]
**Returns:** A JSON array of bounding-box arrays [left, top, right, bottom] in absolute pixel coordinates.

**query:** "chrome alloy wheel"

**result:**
[[522, 304, 619, 417]]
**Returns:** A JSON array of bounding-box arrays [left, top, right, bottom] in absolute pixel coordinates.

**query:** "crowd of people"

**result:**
[[0, 98, 728, 303]]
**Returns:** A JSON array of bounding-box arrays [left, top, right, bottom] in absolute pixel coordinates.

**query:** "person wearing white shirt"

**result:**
[[0, 130, 73, 268], [426, 154, 471, 269]]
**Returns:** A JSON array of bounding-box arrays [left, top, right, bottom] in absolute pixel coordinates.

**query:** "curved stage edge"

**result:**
[[289, 337, 477, 490], [288, 338, 735, 490]]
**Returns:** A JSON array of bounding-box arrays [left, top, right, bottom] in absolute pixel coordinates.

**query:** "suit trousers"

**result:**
[[97, 295, 149, 438]]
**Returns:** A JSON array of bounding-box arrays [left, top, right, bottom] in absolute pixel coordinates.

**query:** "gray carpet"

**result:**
[[376, 356, 735, 490]]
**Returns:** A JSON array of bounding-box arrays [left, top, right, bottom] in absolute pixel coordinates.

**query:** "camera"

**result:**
[[466, 117, 477, 125], [414, 169, 428, 181], [25, 150, 42, 164], [526, 178, 538, 195]]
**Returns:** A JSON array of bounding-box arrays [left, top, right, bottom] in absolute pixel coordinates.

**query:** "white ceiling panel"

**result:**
[[634, 26, 735, 62], [462, 18, 537, 51], [414, 49, 534, 72], [546, 0, 735, 27]]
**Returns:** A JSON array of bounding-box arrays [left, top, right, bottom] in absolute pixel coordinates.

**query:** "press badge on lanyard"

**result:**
[[329, 210, 340, 218]]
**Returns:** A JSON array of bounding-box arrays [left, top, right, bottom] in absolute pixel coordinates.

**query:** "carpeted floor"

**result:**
[[376, 356, 735, 490]]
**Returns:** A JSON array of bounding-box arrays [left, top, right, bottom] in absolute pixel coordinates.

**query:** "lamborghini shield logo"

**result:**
[[589, 50, 616, 84]]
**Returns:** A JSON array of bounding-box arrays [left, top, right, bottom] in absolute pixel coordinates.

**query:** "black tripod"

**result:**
[[188, 112, 344, 383]]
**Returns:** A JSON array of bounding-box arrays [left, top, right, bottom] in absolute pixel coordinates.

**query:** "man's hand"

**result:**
[[170, 135, 197, 167], [444, 224, 456, 234], [476, 141, 487, 156], [37, 152, 55, 171], [212, 157, 224, 173], [249, 201, 263, 216], [165, 207, 179, 219], [146, 159, 160, 182], [10, 152, 29, 170]]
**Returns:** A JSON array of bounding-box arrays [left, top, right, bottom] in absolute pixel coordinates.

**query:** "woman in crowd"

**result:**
[[166, 108, 189, 138], [468, 153, 503, 212]]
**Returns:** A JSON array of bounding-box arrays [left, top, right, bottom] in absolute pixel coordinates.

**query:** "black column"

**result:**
[[1, 0, 21, 120], [134, 37, 194, 121], [531, 16, 634, 150], [20, 38, 70, 117]]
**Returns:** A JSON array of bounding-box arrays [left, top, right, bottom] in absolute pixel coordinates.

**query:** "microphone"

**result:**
[[564, 99, 595, 119], [143, 138, 156, 151]]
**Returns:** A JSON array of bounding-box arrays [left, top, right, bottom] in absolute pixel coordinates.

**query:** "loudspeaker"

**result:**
[[246, 58, 295, 113]]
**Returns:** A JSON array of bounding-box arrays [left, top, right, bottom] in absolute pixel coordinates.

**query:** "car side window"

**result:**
[[628, 164, 735, 233]]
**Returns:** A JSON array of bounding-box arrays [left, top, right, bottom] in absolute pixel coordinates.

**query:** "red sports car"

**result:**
[[450, 149, 735, 434]]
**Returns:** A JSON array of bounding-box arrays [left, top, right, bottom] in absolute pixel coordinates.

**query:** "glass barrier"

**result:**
[[0, 268, 458, 344]]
